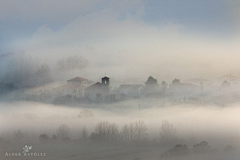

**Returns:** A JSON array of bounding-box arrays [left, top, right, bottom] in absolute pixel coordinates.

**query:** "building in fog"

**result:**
[[85, 76, 110, 101], [67, 77, 88, 86], [217, 74, 240, 86], [168, 81, 200, 96], [53, 84, 85, 98], [116, 84, 144, 98], [52, 77, 88, 98]]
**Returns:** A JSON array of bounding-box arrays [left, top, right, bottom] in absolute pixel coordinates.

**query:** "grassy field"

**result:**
[[1, 143, 238, 160]]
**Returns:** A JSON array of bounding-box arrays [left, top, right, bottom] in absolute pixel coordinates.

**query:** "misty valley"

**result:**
[[0, 63, 240, 159], [1, 1, 240, 159]]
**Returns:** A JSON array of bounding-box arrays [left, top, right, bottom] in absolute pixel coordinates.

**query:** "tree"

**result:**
[[144, 76, 159, 94], [0, 82, 17, 95], [192, 141, 212, 154], [171, 79, 180, 85], [161, 144, 190, 157], [1, 53, 52, 87], [39, 134, 49, 143], [160, 120, 177, 143], [145, 76, 158, 85], [56, 55, 88, 73], [13, 130, 24, 142], [134, 121, 147, 141], [51, 134, 58, 142], [120, 121, 147, 142], [92, 121, 119, 142], [35, 64, 52, 84], [120, 125, 131, 142], [56, 124, 70, 140], [79, 126, 89, 141], [3, 53, 38, 87]]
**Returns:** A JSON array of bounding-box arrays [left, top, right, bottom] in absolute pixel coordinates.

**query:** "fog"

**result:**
[[1, 1, 240, 159], [1, 1, 240, 82], [0, 100, 239, 159]]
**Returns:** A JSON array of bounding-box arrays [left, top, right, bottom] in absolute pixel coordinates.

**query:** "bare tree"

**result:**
[[35, 63, 52, 84], [4, 53, 38, 87], [56, 124, 70, 140], [120, 121, 147, 142], [13, 130, 24, 142], [92, 121, 119, 141], [134, 121, 147, 141], [160, 120, 177, 143], [120, 124, 131, 142], [108, 123, 119, 141], [2, 53, 52, 87], [56, 55, 88, 73], [129, 123, 135, 141]]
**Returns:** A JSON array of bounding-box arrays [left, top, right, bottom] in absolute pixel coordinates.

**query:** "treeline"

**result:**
[[0, 120, 179, 146], [161, 141, 235, 158], [0, 53, 88, 88], [0, 82, 17, 95], [40, 121, 149, 144]]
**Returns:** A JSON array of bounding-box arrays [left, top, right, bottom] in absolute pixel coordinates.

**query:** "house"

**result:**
[[53, 84, 85, 98], [217, 74, 240, 86], [67, 77, 88, 87], [168, 82, 201, 96], [117, 84, 144, 98], [84, 76, 110, 101]]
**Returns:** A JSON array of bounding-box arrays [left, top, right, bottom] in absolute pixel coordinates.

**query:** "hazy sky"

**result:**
[[1, 0, 240, 81]]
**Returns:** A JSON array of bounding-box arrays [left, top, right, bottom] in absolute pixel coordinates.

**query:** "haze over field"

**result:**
[[0, 101, 240, 160]]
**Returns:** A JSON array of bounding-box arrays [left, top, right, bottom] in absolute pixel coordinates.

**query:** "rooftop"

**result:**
[[67, 77, 88, 81]]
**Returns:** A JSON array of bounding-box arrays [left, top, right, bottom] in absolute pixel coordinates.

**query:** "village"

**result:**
[[15, 73, 240, 106]]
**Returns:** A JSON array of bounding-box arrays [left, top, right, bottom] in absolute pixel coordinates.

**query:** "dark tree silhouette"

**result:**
[[171, 78, 180, 85], [91, 121, 119, 142], [39, 134, 49, 143]]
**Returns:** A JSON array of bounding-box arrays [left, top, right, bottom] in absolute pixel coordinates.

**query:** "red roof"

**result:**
[[67, 77, 88, 81]]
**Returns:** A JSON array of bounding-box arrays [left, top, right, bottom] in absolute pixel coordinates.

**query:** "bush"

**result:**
[[39, 134, 49, 143], [161, 144, 190, 157], [62, 137, 71, 143], [51, 134, 58, 142], [192, 141, 212, 154]]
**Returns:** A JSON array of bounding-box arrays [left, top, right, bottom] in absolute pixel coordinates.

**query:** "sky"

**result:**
[[1, 0, 240, 82]]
